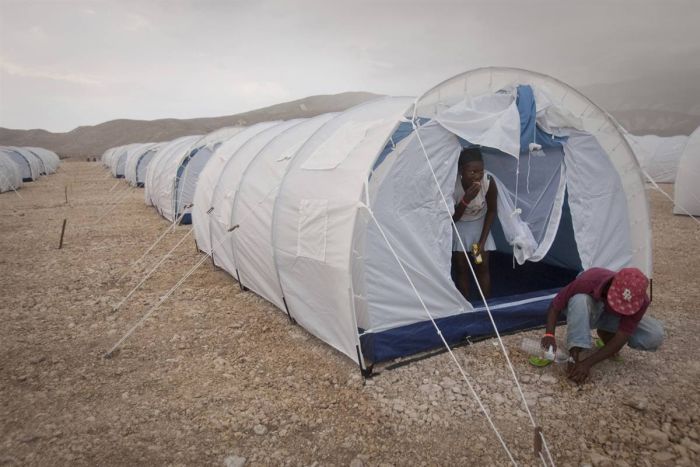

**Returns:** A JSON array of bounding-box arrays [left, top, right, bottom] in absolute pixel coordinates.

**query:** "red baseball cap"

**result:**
[[606, 268, 649, 315]]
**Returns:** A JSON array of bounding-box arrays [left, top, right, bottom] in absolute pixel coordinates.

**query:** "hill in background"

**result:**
[[3, 75, 700, 158], [0, 92, 379, 158]]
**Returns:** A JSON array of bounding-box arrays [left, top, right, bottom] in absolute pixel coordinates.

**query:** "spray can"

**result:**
[[471, 243, 483, 265]]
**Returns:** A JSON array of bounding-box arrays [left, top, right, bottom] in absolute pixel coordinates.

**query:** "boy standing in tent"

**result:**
[[540, 267, 664, 383], [452, 147, 497, 300]]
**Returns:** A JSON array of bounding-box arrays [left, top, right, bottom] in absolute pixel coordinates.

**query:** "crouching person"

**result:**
[[541, 267, 664, 383]]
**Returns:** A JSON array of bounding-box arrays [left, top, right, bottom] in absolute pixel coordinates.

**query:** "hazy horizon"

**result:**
[[2, 0, 700, 132]]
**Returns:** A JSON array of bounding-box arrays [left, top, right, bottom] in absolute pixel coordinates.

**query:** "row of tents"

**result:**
[[0, 146, 61, 193], [101, 67, 698, 370]]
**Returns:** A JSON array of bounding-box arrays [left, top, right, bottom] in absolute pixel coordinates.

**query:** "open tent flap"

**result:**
[[358, 84, 637, 362]]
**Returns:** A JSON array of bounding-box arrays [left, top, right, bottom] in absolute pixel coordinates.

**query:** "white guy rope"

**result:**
[[643, 170, 700, 227], [411, 120, 556, 465], [0, 172, 23, 199], [112, 227, 193, 312], [104, 249, 208, 358], [364, 207, 518, 466], [117, 207, 190, 282], [91, 184, 134, 226], [104, 225, 238, 358]]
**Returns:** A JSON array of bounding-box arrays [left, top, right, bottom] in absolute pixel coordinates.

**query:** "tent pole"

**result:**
[[281, 297, 295, 324], [355, 346, 373, 379]]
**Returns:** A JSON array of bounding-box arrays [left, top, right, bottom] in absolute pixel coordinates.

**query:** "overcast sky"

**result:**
[[1, 0, 699, 132]]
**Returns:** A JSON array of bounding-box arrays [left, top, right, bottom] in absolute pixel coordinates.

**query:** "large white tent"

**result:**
[[625, 133, 688, 183], [188, 67, 650, 368], [673, 126, 700, 216]]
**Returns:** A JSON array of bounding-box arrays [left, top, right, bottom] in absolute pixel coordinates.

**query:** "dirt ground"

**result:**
[[1, 161, 698, 466]]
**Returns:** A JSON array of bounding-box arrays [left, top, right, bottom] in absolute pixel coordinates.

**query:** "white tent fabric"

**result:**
[[144, 135, 201, 220], [27, 147, 60, 174], [436, 92, 521, 157], [16, 147, 47, 177], [209, 120, 301, 274], [125, 143, 160, 187], [173, 127, 245, 221], [1, 147, 42, 181], [674, 126, 700, 216], [624, 134, 689, 183], [273, 98, 415, 358], [111, 144, 142, 178], [192, 122, 281, 255], [232, 114, 336, 310], [101, 147, 118, 168], [0, 151, 23, 192]]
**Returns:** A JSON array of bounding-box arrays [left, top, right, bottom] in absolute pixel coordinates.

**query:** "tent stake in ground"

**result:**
[[58, 219, 67, 249]]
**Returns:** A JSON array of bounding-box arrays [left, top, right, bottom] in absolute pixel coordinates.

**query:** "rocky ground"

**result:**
[[1, 161, 698, 466]]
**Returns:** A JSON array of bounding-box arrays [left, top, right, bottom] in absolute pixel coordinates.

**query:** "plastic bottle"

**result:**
[[471, 243, 483, 264], [520, 337, 569, 363]]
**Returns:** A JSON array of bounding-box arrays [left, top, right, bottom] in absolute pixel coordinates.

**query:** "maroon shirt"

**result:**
[[551, 267, 648, 334]]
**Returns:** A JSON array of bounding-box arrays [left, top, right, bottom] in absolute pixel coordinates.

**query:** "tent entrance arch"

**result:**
[[195, 68, 650, 369], [355, 80, 645, 363]]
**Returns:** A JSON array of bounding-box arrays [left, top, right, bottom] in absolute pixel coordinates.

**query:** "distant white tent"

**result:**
[[144, 135, 202, 220], [674, 127, 700, 216], [0, 147, 42, 181], [172, 127, 245, 224], [111, 144, 142, 178], [125, 143, 161, 187], [0, 151, 23, 192], [625, 133, 688, 183], [27, 147, 60, 174]]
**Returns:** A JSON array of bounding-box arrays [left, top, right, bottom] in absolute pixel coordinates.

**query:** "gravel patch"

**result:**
[[0, 163, 698, 466]]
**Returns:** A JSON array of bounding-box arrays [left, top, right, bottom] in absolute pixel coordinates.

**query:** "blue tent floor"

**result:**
[[360, 252, 579, 363]]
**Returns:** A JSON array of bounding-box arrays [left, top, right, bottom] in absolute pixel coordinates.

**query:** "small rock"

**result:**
[[29, 356, 45, 364], [623, 397, 647, 412], [253, 424, 267, 436], [223, 455, 246, 467], [349, 458, 364, 467], [19, 434, 40, 443], [681, 437, 700, 453], [539, 374, 557, 384], [652, 452, 675, 463], [589, 451, 611, 466], [644, 429, 669, 445]]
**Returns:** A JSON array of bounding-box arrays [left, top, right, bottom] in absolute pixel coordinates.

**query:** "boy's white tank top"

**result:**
[[453, 173, 490, 221]]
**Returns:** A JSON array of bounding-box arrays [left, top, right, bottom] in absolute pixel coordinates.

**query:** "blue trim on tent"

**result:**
[[22, 177, 34, 182], [116, 174, 124, 179], [372, 117, 431, 172], [180, 213, 192, 225], [360, 287, 563, 363], [516, 85, 567, 150]]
